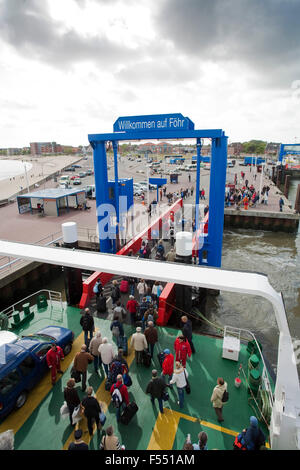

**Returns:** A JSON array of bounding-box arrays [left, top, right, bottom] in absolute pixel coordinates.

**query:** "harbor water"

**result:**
[[206, 179, 300, 374]]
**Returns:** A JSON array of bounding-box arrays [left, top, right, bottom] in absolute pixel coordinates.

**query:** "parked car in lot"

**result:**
[[0, 325, 74, 418], [133, 183, 144, 196], [70, 174, 80, 180], [73, 178, 82, 185], [71, 164, 81, 169], [64, 167, 75, 172], [85, 169, 93, 175], [138, 181, 156, 190], [78, 171, 86, 178]]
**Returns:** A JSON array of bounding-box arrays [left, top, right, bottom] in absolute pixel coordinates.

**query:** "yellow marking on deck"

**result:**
[[147, 409, 270, 449], [0, 332, 85, 435], [62, 335, 135, 449]]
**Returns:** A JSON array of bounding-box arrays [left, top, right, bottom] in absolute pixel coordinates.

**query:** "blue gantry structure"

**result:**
[[278, 143, 300, 163], [88, 113, 228, 267]]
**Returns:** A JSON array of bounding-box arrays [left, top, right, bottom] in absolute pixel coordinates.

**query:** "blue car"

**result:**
[[0, 326, 74, 419]]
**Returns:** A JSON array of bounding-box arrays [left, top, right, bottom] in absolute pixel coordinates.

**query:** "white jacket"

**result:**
[[98, 342, 115, 365], [137, 282, 146, 295], [130, 332, 148, 351], [170, 367, 188, 388]]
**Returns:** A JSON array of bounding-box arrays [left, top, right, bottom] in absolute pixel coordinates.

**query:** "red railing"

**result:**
[[78, 199, 183, 309], [156, 282, 176, 326]]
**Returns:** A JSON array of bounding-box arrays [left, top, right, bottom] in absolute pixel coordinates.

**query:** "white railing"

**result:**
[[223, 325, 274, 409], [0, 289, 63, 318]]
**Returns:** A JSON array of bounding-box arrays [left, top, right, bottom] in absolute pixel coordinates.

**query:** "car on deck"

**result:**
[[0, 326, 74, 419]]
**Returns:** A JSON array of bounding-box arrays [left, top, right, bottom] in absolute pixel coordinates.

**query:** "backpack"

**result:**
[[111, 384, 123, 408], [110, 360, 123, 382], [112, 325, 120, 337], [222, 390, 229, 403]]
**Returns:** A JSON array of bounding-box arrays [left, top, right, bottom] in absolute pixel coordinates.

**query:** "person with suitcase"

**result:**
[[80, 308, 95, 348], [93, 279, 103, 299], [130, 327, 148, 365], [110, 374, 130, 422]]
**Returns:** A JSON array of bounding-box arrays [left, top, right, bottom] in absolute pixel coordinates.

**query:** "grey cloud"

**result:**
[[0, 0, 140, 69], [116, 57, 201, 86], [154, 0, 300, 87]]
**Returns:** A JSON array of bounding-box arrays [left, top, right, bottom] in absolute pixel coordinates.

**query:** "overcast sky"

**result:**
[[0, 0, 299, 147]]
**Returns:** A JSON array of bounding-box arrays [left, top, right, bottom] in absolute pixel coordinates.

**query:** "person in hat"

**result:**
[[46, 343, 64, 386], [162, 349, 174, 386], [130, 326, 148, 365], [68, 429, 89, 451]]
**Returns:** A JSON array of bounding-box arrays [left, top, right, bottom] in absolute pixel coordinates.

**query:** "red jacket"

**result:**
[[126, 299, 138, 314], [174, 338, 191, 362], [46, 346, 64, 368], [110, 380, 129, 406], [162, 353, 174, 376]]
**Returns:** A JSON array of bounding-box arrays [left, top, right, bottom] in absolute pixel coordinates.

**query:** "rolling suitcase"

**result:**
[[117, 335, 128, 356], [120, 402, 139, 425], [142, 349, 151, 367]]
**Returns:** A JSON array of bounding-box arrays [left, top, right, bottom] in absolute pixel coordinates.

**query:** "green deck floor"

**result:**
[[0, 302, 271, 450]]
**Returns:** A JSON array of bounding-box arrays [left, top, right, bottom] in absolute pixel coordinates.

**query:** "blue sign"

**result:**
[[113, 113, 194, 133], [149, 177, 167, 187]]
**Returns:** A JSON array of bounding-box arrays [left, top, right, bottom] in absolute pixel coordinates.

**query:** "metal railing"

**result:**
[[223, 325, 274, 409], [0, 232, 63, 278], [0, 289, 63, 318]]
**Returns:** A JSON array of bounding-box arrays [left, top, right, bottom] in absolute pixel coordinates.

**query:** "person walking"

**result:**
[[279, 197, 284, 212], [130, 327, 148, 365], [88, 331, 103, 374], [144, 321, 158, 358], [193, 431, 208, 450], [146, 369, 168, 414], [174, 335, 192, 368], [98, 337, 115, 377], [126, 295, 139, 326], [46, 343, 64, 386], [68, 429, 89, 451], [128, 276, 136, 296], [181, 316, 196, 354], [110, 314, 125, 339], [137, 279, 147, 303], [169, 361, 188, 409], [113, 301, 126, 321], [80, 308, 95, 347], [100, 425, 122, 450], [73, 345, 94, 392], [210, 377, 227, 423], [162, 349, 174, 386], [188, 174, 191, 183], [111, 280, 121, 306], [93, 278, 103, 299], [110, 374, 130, 422], [64, 378, 81, 427], [81, 386, 101, 436]]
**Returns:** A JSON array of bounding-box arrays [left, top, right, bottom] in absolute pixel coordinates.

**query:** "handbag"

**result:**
[[71, 367, 81, 383], [60, 402, 69, 419], [184, 370, 191, 394], [72, 405, 82, 425], [99, 411, 106, 426]]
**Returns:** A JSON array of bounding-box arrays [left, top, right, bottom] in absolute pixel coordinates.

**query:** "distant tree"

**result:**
[[242, 140, 267, 154]]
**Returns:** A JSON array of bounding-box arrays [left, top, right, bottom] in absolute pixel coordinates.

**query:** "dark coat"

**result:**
[[81, 395, 101, 418], [64, 387, 80, 407], [146, 376, 167, 399], [80, 313, 94, 332], [144, 326, 158, 345], [182, 319, 193, 342]]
